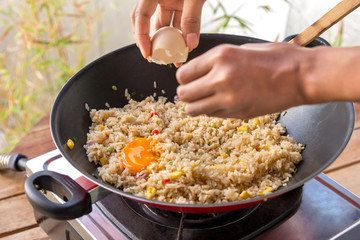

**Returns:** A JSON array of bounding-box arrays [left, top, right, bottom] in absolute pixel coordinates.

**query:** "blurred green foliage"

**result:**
[[204, 0, 277, 34], [0, 0, 102, 152]]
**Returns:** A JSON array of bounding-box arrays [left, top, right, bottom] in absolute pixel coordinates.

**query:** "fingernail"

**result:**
[[139, 48, 146, 59], [186, 33, 198, 52], [174, 62, 182, 68], [185, 105, 193, 116]]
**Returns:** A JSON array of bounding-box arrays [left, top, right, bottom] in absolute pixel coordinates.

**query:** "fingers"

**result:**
[[181, 0, 205, 51], [130, 1, 138, 36], [172, 10, 182, 29], [131, 0, 205, 59], [185, 94, 223, 117], [131, 0, 158, 58], [176, 49, 214, 85], [154, 5, 175, 30], [210, 109, 247, 119], [177, 75, 215, 103]]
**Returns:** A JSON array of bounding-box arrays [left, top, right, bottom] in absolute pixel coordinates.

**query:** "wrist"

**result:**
[[301, 46, 360, 104], [298, 46, 325, 104]]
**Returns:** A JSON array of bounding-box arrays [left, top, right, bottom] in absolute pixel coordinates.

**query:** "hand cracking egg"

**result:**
[[120, 138, 157, 172], [150, 26, 189, 65]]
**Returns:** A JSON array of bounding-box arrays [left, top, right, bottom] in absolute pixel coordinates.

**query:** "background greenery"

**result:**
[[0, 0, 343, 152], [0, 0, 106, 152]]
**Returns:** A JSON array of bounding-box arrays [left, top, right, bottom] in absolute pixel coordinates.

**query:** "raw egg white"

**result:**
[[120, 138, 157, 172], [150, 26, 189, 65]]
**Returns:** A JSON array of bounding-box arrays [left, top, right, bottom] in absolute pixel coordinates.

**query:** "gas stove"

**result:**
[[26, 150, 360, 240]]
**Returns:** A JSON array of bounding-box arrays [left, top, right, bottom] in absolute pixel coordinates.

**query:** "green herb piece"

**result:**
[[112, 85, 117, 91], [281, 147, 284, 150], [129, 188, 134, 192], [139, 93, 145, 98], [302, 143, 307, 149], [118, 186, 124, 190], [167, 64, 172, 68], [180, 107, 185, 111], [294, 168, 298, 174], [106, 146, 113, 153], [210, 123, 216, 128], [168, 161, 173, 165], [117, 117, 120, 120], [131, 91, 136, 96], [114, 149, 117, 153], [207, 142, 210, 146], [72, 137, 77, 142], [227, 149, 231, 153]]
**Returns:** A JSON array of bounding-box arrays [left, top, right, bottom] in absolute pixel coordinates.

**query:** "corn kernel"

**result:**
[[237, 125, 248, 132], [99, 125, 105, 131], [237, 160, 244, 164], [170, 170, 184, 180], [66, 139, 74, 150], [263, 144, 270, 150], [169, 199, 174, 203], [145, 186, 156, 199], [188, 134, 193, 141], [192, 163, 199, 168], [259, 186, 274, 196], [99, 157, 108, 166], [214, 164, 219, 168], [239, 190, 251, 199], [221, 153, 227, 158], [253, 118, 260, 126]]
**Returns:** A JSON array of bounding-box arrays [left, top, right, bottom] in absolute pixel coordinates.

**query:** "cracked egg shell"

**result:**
[[150, 27, 189, 65]]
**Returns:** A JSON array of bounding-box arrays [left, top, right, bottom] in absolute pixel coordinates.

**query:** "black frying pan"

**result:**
[[23, 34, 354, 219]]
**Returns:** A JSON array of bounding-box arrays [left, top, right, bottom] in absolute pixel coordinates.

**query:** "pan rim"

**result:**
[[49, 34, 355, 211]]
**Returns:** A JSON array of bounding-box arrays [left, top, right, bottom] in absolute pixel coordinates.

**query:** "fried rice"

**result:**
[[85, 96, 303, 204]]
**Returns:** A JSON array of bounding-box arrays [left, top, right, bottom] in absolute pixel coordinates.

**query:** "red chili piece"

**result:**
[[152, 129, 160, 135], [151, 112, 158, 117], [162, 179, 170, 184]]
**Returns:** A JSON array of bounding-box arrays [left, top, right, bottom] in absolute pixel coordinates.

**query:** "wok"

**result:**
[[23, 34, 354, 220]]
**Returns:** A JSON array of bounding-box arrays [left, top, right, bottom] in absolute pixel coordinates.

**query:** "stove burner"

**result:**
[[124, 197, 258, 229], [97, 187, 303, 240]]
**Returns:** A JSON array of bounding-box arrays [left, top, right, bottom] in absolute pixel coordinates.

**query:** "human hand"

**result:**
[[176, 42, 314, 119], [130, 0, 205, 59]]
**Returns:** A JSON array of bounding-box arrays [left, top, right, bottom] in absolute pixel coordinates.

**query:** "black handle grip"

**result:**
[[24, 171, 92, 220]]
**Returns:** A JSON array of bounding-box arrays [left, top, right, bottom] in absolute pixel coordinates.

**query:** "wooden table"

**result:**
[[1, 104, 360, 239]]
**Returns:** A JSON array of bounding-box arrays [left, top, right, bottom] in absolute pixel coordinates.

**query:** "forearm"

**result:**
[[302, 46, 360, 104]]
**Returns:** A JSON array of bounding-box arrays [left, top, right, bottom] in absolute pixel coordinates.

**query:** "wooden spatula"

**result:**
[[288, 0, 360, 46]]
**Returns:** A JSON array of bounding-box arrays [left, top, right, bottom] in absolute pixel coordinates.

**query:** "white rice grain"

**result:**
[[85, 103, 90, 112], [85, 96, 303, 204]]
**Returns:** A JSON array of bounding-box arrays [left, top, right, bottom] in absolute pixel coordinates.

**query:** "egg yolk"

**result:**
[[120, 138, 157, 172]]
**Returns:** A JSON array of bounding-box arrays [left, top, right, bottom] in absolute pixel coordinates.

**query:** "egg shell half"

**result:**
[[150, 26, 189, 65]]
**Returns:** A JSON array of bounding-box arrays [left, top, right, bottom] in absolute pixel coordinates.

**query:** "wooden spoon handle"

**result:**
[[289, 0, 360, 46]]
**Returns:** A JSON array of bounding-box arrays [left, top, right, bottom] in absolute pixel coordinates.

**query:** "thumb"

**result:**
[[181, 0, 205, 52]]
